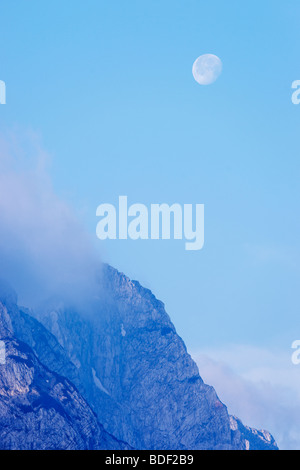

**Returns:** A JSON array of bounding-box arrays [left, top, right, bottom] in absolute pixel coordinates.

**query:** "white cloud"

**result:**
[[0, 132, 100, 308], [192, 344, 300, 450]]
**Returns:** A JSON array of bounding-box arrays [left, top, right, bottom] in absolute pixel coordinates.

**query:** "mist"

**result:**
[[0, 132, 101, 309]]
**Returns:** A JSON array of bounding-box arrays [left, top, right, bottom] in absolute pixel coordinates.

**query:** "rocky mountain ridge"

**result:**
[[0, 267, 278, 450], [0, 288, 128, 450]]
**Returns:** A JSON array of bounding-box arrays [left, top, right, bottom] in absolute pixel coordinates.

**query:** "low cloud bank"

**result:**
[[0, 132, 100, 309]]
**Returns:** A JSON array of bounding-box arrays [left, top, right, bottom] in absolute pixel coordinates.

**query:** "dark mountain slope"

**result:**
[[0, 297, 128, 450], [35, 264, 278, 450]]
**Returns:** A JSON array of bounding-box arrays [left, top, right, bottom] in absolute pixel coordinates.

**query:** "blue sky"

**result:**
[[1, 1, 300, 446]]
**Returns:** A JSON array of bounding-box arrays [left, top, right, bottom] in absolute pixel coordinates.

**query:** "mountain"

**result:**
[[32, 264, 278, 450], [0, 284, 129, 450]]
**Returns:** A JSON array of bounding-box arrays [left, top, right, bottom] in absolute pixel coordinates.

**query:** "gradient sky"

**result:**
[[1, 2, 300, 443]]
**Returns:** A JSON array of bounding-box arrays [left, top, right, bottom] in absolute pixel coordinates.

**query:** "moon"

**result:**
[[192, 54, 222, 85]]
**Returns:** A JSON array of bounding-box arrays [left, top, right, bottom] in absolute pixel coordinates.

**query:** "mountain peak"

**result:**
[[34, 263, 278, 450]]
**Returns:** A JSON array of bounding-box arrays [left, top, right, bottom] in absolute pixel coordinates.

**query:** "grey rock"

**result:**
[[0, 300, 129, 450], [229, 416, 278, 450], [35, 264, 278, 450]]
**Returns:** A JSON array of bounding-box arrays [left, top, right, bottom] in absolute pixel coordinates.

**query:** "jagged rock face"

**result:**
[[0, 271, 278, 450], [35, 265, 278, 450], [229, 416, 278, 451], [0, 299, 128, 450]]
